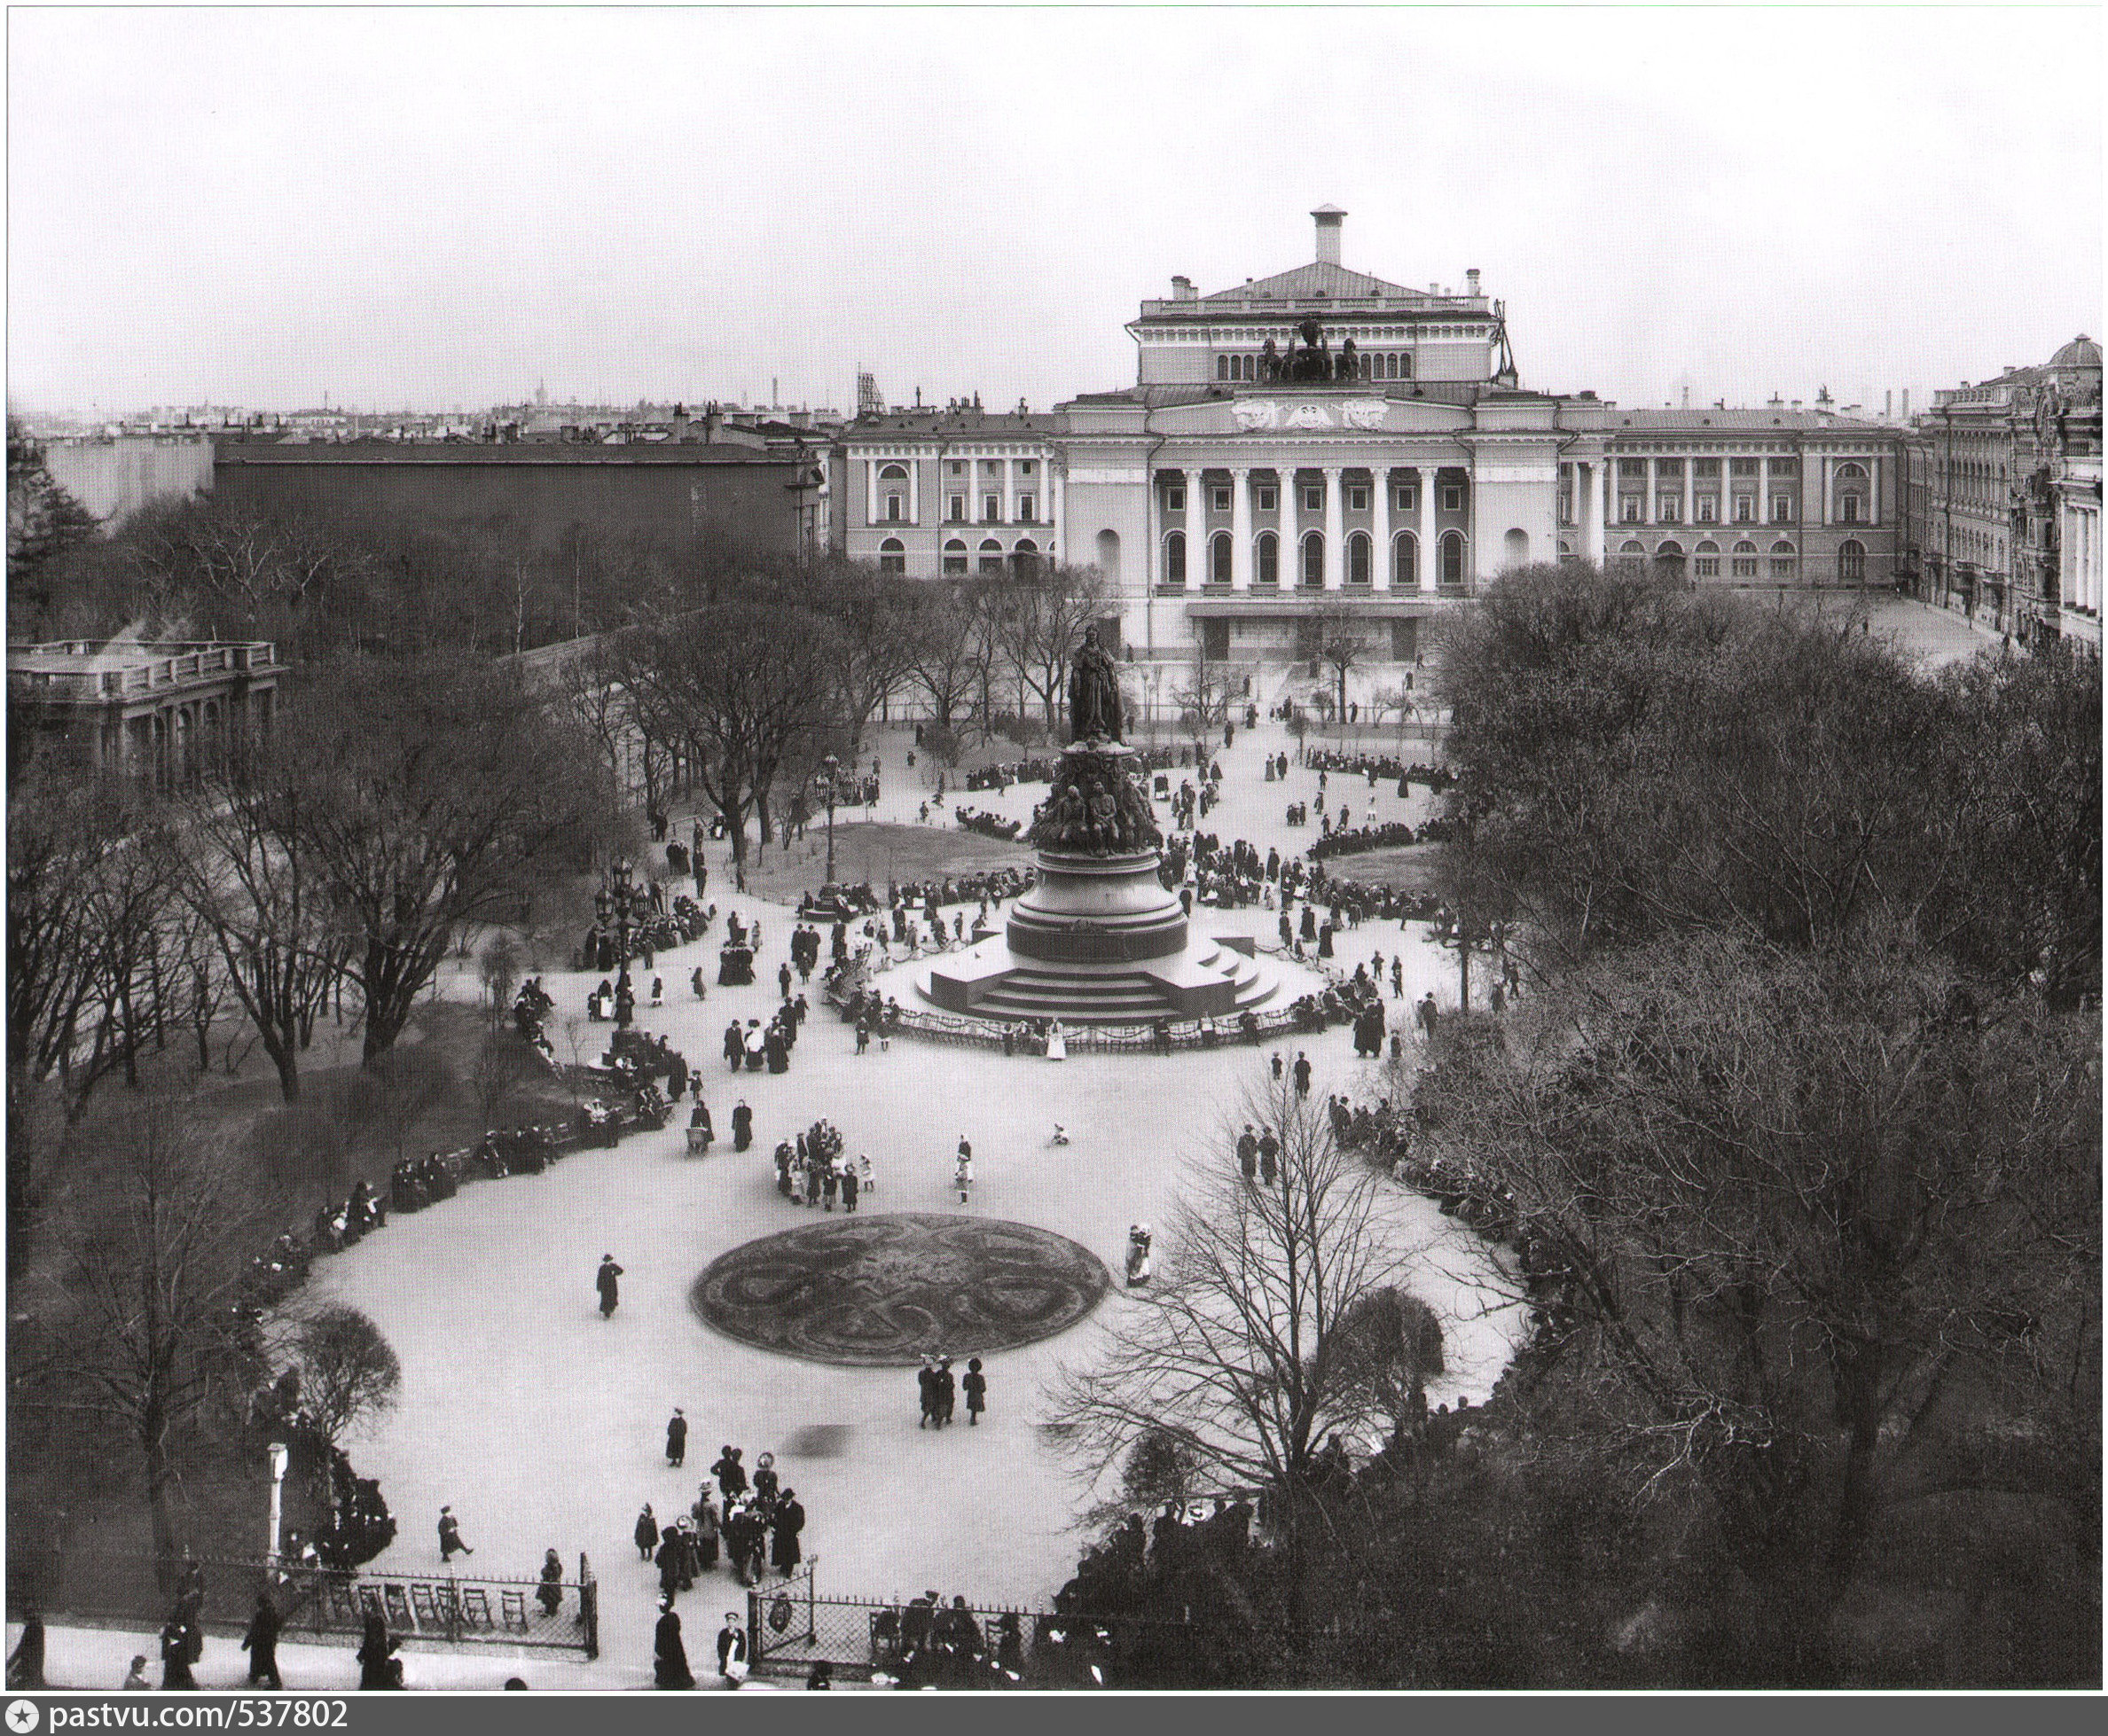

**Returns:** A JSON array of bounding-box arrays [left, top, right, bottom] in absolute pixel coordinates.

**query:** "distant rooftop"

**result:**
[[1610, 407, 1896, 434]]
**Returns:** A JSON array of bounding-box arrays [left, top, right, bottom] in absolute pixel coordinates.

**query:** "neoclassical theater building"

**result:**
[[835, 209, 1905, 674]]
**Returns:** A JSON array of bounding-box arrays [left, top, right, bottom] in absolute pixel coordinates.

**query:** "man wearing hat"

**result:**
[[717, 1611, 749, 1684], [596, 1254, 624, 1318], [665, 1407, 687, 1467], [437, 1505, 473, 1560]]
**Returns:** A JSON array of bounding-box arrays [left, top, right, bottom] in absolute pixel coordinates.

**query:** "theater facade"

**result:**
[[834, 208, 1902, 672]]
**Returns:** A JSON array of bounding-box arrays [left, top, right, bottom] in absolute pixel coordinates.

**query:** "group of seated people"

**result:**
[[1308, 818, 1419, 860], [958, 755, 1059, 792], [310, 1177, 388, 1252], [389, 1150, 465, 1213], [954, 806, 1023, 841]]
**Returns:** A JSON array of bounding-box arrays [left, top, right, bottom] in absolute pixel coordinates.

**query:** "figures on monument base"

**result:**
[[1028, 750, 1164, 856]]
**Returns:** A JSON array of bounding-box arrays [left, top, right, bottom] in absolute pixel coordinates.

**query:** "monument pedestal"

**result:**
[[921, 743, 1277, 1024]]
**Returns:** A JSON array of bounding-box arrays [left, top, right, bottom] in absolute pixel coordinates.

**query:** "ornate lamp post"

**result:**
[[599, 856, 639, 966], [820, 754, 841, 886]]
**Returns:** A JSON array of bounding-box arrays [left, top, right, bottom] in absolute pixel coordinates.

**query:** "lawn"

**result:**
[[730, 820, 1033, 902]]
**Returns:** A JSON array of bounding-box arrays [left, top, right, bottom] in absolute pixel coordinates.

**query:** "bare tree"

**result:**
[[1051, 1077, 1415, 1663], [283, 1304, 401, 1446], [615, 602, 847, 891], [36, 1094, 278, 1568], [1418, 926, 2099, 1671], [1169, 652, 1239, 765], [1309, 606, 1364, 725], [801, 559, 928, 754], [470, 1029, 532, 1133], [987, 563, 1110, 730], [909, 578, 995, 739]]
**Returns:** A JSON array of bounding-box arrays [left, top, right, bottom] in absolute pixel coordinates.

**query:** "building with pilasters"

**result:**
[[831, 207, 1941, 680]]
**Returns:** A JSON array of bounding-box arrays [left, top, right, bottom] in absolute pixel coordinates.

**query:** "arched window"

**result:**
[[1012, 538, 1039, 575], [1439, 531, 1466, 587], [1620, 539, 1646, 553], [1694, 538, 1720, 580], [1558, 540, 1575, 562], [1503, 528, 1529, 570], [1732, 538, 1759, 579], [1392, 531, 1417, 588], [1346, 531, 1371, 585], [880, 462, 908, 524], [1653, 539, 1686, 577], [878, 536, 906, 575], [1769, 539, 1796, 581], [1301, 531, 1325, 588], [1400, 352, 1414, 380], [943, 537, 968, 575], [1838, 459, 1869, 524], [1163, 530, 1187, 588], [1217, 356, 1231, 380], [1255, 531, 1279, 586], [1838, 539, 1866, 583], [979, 537, 1006, 575], [1210, 531, 1233, 585]]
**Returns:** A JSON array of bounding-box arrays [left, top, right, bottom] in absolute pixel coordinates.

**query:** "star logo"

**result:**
[[7, 1700, 41, 1732]]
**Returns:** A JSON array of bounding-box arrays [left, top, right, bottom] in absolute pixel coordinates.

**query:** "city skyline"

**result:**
[[7, 6, 2101, 420]]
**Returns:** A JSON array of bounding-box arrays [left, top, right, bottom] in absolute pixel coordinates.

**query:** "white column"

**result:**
[[1759, 457, 1771, 528], [1003, 457, 1015, 525], [1645, 457, 1657, 526], [1187, 471, 1203, 579], [1864, 454, 1879, 526], [1322, 465, 1344, 588], [1372, 464, 1392, 589], [1049, 467, 1063, 559], [1585, 460, 1607, 565], [909, 459, 921, 526], [865, 457, 877, 527], [1418, 465, 1438, 592], [1230, 465, 1252, 589], [1681, 457, 1694, 528]]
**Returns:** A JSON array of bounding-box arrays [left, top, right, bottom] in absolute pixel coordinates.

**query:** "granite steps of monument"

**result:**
[[957, 942, 1277, 1024]]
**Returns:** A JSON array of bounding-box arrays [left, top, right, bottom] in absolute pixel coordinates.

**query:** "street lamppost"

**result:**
[[820, 755, 841, 886], [266, 1441, 290, 1569]]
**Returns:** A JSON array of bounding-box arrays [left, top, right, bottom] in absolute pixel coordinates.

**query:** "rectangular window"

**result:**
[[1019, 461, 1034, 476], [1693, 458, 1720, 479], [1734, 495, 1755, 522], [1304, 485, 1323, 512], [1018, 494, 1036, 522], [1770, 552, 1796, 579], [1165, 486, 1185, 512], [1770, 458, 1798, 477], [1621, 497, 1642, 524], [1772, 495, 1794, 523], [1347, 486, 1369, 512], [1658, 497, 1681, 522], [1730, 457, 1759, 477], [1395, 486, 1415, 512], [1696, 497, 1718, 522], [886, 495, 903, 523], [1839, 496, 1861, 524], [949, 496, 966, 522], [949, 462, 966, 476], [1212, 486, 1231, 512], [1733, 551, 1758, 578], [1441, 486, 1462, 512], [984, 493, 1001, 521], [1696, 554, 1720, 578]]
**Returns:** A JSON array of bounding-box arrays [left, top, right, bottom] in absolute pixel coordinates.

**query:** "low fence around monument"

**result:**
[[871, 1000, 1327, 1054], [17, 1546, 599, 1660], [744, 1567, 1213, 1688]]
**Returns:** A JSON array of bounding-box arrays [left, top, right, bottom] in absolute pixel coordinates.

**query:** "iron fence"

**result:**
[[744, 1568, 1226, 1688], [16, 1547, 598, 1661]]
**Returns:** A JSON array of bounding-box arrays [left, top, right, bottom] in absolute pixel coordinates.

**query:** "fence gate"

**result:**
[[747, 1561, 817, 1665]]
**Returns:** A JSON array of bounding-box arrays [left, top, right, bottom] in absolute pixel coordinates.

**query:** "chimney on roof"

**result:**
[[1465, 269, 1481, 296], [1885, 389, 1892, 419], [1171, 275, 1196, 302], [1312, 205, 1346, 266], [1901, 389, 1909, 417]]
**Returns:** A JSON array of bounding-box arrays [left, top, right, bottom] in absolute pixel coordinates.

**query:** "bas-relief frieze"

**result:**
[[1229, 398, 1392, 433]]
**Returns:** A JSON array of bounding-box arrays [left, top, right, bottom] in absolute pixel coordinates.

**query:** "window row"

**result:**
[[1160, 529, 1466, 588], [1215, 351, 1415, 382], [1162, 481, 1460, 514], [874, 537, 1044, 575]]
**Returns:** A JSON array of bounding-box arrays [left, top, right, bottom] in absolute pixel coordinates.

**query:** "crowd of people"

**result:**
[[953, 805, 1023, 841], [772, 1121, 873, 1209]]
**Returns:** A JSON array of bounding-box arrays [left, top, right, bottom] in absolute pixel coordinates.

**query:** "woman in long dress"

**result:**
[[1046, 1018, 1067, 1061]]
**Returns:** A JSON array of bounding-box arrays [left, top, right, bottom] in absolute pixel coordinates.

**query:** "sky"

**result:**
[[7, 4, 2102, 418]]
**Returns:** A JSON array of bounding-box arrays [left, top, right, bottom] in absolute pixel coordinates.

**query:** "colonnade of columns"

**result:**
[[1150, 463, 1471, 591]]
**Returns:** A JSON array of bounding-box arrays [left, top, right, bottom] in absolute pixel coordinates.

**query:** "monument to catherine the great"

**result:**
[[921, 627, 1277, 1025]]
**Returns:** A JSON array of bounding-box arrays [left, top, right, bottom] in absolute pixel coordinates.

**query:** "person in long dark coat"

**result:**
[[356, 1611, 401, 1689], [724, 1020, 744, 1072], [917, 1358, 938, 1428], [241, 1590, 283, 1688], [537, 1548, 565, 1616], [656, 1534, 684, 1601], [7, 1608, 45, 1689], [161, 1617, 198, 1689], [732, 1102, 753, 1153], [712, 1446, 748, 1502], [635, 1503, 660, 1561], [693, 1493, 720, 1569], [771, 1492, 805, 1575], [596, 1255, 624, 1318], [654, 1599, 695, 1689], [665, 1409, 687, 1467], [717, 1614, 748, 1682], [935, 1358, 957, 1426], [962, 1358, 987, 1426]]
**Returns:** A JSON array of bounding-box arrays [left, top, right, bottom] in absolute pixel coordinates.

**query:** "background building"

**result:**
[[1901, 336, 2103, 643], [36, 432, 213, 527], [214, 437, 828, 557], [1597, 407, 1905, 588]]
